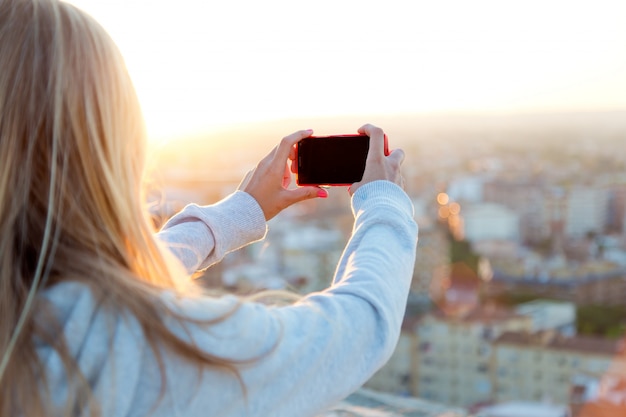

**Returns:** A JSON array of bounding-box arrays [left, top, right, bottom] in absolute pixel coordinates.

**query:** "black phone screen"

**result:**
[[296, 135, 370, 185]]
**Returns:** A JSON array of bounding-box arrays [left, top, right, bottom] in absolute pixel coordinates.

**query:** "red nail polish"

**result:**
[[317, 189, 328, 198]]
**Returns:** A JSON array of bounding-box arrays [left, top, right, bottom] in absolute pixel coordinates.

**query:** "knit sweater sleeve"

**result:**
[[151, 180, 418, 417], [156, 190, 267, 274]]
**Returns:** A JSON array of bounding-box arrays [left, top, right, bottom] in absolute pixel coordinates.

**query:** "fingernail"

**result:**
[[317, 189, 328, 198]]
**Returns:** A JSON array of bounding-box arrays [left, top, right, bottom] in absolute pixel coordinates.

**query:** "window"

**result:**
[[422, 357, 435, 366], [419, 342, 431, 353], [477, 344, 491, 357], [482, 326, 493, 340]]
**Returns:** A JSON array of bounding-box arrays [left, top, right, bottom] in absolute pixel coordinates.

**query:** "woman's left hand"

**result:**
[[238, 129, 327, 221]]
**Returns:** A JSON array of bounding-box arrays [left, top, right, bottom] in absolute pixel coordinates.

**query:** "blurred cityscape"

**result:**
[[148, 111, 626, 417]]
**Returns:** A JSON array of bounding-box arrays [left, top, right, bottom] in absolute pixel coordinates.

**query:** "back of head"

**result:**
[[0, 0, 150, 279], [0, 0, 181, 414]]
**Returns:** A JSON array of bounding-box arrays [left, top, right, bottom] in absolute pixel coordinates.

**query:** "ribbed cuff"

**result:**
[[351, 180, 414, 218]]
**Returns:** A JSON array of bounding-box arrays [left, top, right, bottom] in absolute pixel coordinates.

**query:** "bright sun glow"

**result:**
[[67, 0, 626, 143]]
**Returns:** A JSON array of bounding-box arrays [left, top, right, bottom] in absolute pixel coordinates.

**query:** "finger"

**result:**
[[358, 124, 385, 159], [282, 162, 291, 188], [275, 129, 313, 167], [288, 142, 298, 174], [289, 143, 296, 161]]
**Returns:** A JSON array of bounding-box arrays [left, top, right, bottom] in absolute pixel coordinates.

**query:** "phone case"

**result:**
[[294, 134, 390, 186]]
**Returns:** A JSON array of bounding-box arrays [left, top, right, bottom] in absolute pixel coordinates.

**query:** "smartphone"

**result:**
[[295, 134, 389, 186]]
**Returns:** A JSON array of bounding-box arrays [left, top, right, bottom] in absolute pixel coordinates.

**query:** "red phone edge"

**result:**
[[294, 133, 390, 186]]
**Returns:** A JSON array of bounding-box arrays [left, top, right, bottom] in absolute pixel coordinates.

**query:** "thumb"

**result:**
[[286, 186, 328, 206]]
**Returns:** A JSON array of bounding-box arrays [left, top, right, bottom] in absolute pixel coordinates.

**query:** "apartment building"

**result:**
[[366, 300, 626, 412], [413, 307, 532, 407], [493, 331, 626, 407], [562, 186, 610, 239], [484, 265, 626, 306], [482, 178, 547, 244], [365, 331, 416, 396], [279, 224, 344, 292], [461, 203, 521, 243], [411, 217, 451, 294], [514, 299, 576, 335]]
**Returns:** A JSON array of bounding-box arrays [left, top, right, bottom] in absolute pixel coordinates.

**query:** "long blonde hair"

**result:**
[[0, 0, 240, 415]]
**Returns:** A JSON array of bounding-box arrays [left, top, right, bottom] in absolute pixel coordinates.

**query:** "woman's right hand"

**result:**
[[349, 124, 406, 195], [238, 129, 327, 221]]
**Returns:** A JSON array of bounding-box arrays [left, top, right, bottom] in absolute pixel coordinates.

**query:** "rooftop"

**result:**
[[429, 304, 524, 324], [495, 331, 626, 356], [321, 388, 468, 417]]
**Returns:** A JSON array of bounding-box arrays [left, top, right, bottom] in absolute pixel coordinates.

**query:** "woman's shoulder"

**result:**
[[39, 281, 96, 316], [37, 281, 146, 353]]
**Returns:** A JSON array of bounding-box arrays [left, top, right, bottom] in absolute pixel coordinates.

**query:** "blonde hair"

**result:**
[[0, 0, 241, 415]]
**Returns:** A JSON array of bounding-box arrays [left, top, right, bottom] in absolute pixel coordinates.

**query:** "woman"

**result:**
[[0, 0, 418, 416]]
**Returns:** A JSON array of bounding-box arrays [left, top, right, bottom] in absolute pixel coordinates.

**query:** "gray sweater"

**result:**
[[38, 180, 418, 416]]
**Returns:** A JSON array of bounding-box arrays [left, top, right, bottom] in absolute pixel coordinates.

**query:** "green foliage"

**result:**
[[449, 237, 480, 273], [487, 291, 547, 306], [446, 232, 626, 339], [484, 294, 626, 339], [576, 305, 626, 339], [531, 237, 553, 256]]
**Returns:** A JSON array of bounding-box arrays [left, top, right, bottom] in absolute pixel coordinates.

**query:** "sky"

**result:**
[[66, 0, 626, 142]]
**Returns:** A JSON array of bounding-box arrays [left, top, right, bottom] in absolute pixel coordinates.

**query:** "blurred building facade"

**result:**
[[483, 265, 626, 306], [367, 301, 625, 412], [493, 330, 626, 406], [412, 307, 531, 408], [461, 203, 520, 243]]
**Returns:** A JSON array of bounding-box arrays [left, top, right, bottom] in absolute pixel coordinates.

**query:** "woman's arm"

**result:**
[[159, 180, 417, 417], [151, 125, 415, 416], [156, 191, 267, 274], [156, 129, 325, 275]]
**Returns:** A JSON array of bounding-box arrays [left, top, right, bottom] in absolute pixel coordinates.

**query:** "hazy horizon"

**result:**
[[68, 0, 626, 143], [149, 109, 626, 150]]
